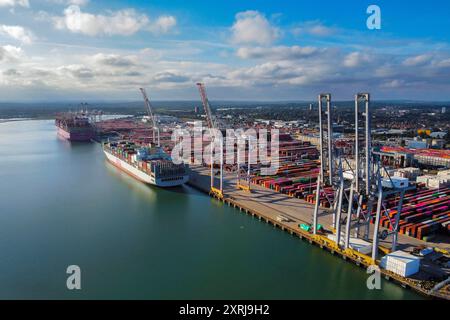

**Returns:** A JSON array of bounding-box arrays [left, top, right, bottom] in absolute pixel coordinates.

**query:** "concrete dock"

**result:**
[[188, 165, 450, 300]]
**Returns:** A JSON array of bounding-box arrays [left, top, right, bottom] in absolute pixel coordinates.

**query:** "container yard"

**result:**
[[378, 187, 450, 240], [95, 117, 173, 146], [88, 86, 450, 301], [379, 146, 450, 168], [190, 89, 449, 300], [187, 165, 450, 300]]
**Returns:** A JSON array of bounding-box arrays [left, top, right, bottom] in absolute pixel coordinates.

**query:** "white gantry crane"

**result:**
[[312, 92, 408, 266], [139, 87, 160, 147], [196, 83, 223, 198]]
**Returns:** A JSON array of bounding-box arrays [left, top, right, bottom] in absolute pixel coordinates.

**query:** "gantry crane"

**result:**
[[139, 88, 160, 147], [236, 133, 253, 193], [312, 94, 336, 236], [196, 83, 223, 198], [312, 92, 408, 266]]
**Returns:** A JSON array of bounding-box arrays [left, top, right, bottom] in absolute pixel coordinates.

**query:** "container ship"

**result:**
[[103, 141, 189, 187], [55, 112, 95, 142]]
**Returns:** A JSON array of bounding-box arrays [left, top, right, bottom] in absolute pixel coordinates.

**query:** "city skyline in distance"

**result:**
[[1, 0, 450, 101]]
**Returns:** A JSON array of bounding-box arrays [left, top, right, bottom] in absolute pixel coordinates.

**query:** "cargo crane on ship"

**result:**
[[139, 87, 160, 147], [196, 83, 224, 198]]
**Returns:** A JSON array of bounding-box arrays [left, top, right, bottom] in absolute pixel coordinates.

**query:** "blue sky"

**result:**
[[1, 0, 450, 101]]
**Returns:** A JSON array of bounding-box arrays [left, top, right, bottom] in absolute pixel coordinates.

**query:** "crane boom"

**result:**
[[196, 83, 218, 130], [139, 87, 160, 147], [139, 88, 156, 130]]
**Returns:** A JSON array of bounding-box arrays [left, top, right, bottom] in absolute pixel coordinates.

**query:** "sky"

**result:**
[[1, 0, 450, 101]]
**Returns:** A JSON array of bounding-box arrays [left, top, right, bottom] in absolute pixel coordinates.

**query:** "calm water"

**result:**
[[0, 120, 422, 299]]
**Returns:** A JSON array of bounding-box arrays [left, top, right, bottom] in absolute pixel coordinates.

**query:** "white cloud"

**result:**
[[227, 59, 333, 87], [2, 34, 450, 100], [436, 58, 450, 68], [237, 45, 321, 60], [54, 5, 149, 36], [230, 61, 290, 80], [92, 53, 137, 67], [52, 5, 176, 37], [343, 52, 372, 67], [154, 71, 190, 83], [380, 79, 406, 88], [67, 0, 89, 5], [140, 48, 163, 59], [0, 0, 29, 7], [48, 0, 89, 5], [231, 10, 280, 46], [292, 21, 336, 37], [59, 64, 94, 79], [0, 45, 24, 62], [403, 54, 432, 67], [0, 25, 34, 44], [149, 15, 177, 34]]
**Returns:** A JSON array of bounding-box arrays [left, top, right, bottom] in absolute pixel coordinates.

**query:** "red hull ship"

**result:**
[[55, 112, 95, 142]]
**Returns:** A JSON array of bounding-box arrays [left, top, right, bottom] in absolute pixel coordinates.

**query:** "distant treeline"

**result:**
[[0, 100, 449, 120]]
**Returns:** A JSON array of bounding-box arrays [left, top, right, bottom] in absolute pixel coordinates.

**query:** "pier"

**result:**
[[188, 165, 450, 300]]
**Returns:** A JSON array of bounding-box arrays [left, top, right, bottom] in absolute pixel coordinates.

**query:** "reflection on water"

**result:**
[[104, 160, 158, 203]]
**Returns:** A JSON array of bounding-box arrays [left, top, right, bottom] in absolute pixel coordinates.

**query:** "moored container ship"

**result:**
[[55, 112, 95, 142], [103, 141, 189, 187]]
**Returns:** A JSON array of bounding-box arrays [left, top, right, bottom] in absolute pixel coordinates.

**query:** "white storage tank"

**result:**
[[380, 250, 421, 277]]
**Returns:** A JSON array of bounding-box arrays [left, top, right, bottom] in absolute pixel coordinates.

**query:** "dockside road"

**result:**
[[188, 165, 450, 300], [189, 165, 450, 252]]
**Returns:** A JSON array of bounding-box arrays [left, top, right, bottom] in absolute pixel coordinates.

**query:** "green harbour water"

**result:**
[[0, 120, 423, 299]]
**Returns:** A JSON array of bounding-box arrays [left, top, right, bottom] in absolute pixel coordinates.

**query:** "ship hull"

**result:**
[[104, 150, 189, 187], [57, 126, 94, 142]]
